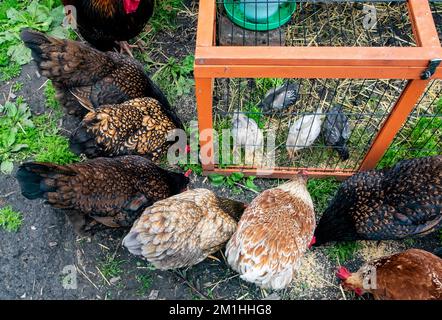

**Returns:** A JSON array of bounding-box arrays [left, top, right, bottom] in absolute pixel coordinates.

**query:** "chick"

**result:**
[[231, 113, 264, 166], [337, 249, 442, 300], [322, 105, 351, 160], [286, 108, 324, 159], [122, 189, 246, 270], [314, 155, 442, 245], [260, 82, 299, 112], [225, 176, 316, 290]]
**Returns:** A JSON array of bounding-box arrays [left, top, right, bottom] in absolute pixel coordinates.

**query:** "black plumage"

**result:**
[[259, 82, 299, 111], [322, 105, 351, 160], [314, 156, 442, 245], [16, 156, 189, 229]]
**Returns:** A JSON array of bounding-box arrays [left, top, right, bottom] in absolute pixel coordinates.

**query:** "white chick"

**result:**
[[231, 113, 264, 166], [286, 108, 324, 159]]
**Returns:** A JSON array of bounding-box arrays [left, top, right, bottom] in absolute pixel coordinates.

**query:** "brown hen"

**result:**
[[225, 176, 316, 290], [20, 29, 172, 117], [122, 189, 246, 270], [337, 249, 442, 300], [62, 0, 154, 52], [69, 97, 183, 160], [16, 156, 189, 230], [314, 156, 442, 245]]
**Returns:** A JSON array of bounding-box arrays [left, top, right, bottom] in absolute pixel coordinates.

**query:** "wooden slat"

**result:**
[[359, 79, 430, 171], [408, 0, 441, 47], [196, 0, 216, 47]]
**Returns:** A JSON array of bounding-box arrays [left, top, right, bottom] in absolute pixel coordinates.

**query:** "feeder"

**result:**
[[224, 0, 297, 31]]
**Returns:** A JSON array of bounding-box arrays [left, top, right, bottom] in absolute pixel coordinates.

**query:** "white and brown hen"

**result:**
[[225, 176, 316, 290], [122, 189, 246, 270]]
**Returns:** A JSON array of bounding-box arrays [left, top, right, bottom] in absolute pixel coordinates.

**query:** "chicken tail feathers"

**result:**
[[20, 29, 113, 87], [16, 162, 74, 200], [69, 122, 100, 158], [122, 229, 143, 256], [337, 145, 350, 161]]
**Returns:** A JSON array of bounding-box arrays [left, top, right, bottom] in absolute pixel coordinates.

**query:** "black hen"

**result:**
[[322, 105, 351, 160], [259, 82, 299, 112], [20, 29, 170, 117], [16, 156, 190, 229], [314, 156, 442, 245]]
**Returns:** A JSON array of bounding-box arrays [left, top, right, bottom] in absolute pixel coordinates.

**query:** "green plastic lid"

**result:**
[[223, 0, 297, 31]]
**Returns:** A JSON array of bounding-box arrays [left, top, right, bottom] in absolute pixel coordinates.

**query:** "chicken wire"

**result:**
[[213, 78, 408, 171], [378, 80, 442, 168], [216, 0, 415, 47]]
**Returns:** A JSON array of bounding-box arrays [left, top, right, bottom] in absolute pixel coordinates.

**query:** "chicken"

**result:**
[[259, 82, 299, 112], [231, 113, 264, 166], [16, 156, 190, 230], [225, 176, 316, 290], [69, 97, 183, 161], [314, 156, 442, 245], [122, 189, 246, 269], [336, 249, 442, 300], [286, 108, 324, 159], [322, 105, 351, 160], [62, 0, 154, 53], [20, 29, 171, 117]]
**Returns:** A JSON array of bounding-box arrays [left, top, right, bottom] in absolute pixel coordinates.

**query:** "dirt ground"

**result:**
[[0, 1, 441, 300]]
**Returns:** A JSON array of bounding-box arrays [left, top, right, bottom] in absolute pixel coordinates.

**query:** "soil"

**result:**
[[0, 0, 440, 301]]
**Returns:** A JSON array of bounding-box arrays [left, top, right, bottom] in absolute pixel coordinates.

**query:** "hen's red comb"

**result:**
[[354, 288, 363, 296], [184, 169, 192, 178], [336, 266, 352, 280], [308, 236, 316, 249]]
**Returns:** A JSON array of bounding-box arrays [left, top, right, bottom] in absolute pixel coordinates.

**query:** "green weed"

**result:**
[[0, 205, 23, 232], [325, 241, 361, 263]]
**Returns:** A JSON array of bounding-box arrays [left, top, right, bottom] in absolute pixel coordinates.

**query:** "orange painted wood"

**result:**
[[195, 46, 442, 66], [196, 0, 216, 47], [194, 64, 427, 79], [195, 77, 215, 171], [408, 0, 441, 47], [359, 79, 430, 171], [205, 166, 354, 180]]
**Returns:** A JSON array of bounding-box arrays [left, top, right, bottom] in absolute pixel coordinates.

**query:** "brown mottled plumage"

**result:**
[[225, 176, 316, 290], [69, 97, 182, 160], [122, 189, 246, 270], [20, 29, 171, 117], [61, 0, 154, 51], [16, 156, 189, 229], [337, 249, 442, 300], [314, 156, 442, 245]]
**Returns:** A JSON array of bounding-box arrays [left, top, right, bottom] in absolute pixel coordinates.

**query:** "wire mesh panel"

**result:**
[[212, 77, 408, 173], [378, 80, 442, 168], [217, 0, 415, 47], [431, 1, 442, 42]]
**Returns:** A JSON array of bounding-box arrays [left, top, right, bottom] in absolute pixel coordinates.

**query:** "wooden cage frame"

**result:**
[[194, 0, 442, 179]]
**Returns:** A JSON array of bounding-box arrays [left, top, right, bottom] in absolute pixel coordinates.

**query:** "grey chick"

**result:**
[[322, 105, 351, 161], [260, 82, 299, 112]]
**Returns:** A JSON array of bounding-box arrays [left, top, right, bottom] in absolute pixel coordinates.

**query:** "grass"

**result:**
[[99, 255, 124, 280], [147, 0, 184, 35], [152, 54, 194, 104], [307, 178, 341, 214], [136, 273, 153, 296], [0, 0, 69, 81], [325, 241, 362, 263], [0, 205, 23, 232], [0, 97, 79, 174]]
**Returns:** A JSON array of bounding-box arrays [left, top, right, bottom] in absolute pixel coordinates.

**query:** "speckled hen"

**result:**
[[337, 249, 442, 300], [20, 29, 171, 117], [123, 189, 246, 269], [16, 156, 189, 229], [225, 176, 316, 290], [69, 97, 183, 161], [314, 156, 442, 245]]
